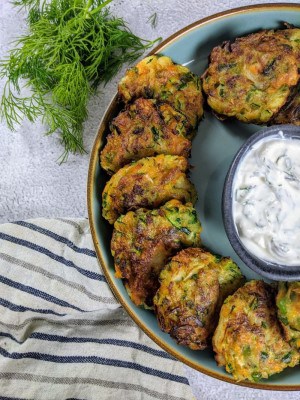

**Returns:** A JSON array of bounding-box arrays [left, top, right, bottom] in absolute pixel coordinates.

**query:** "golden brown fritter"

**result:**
[[111, 199, 202, 307], [102, 154, 197, 224], [213, 280, 299, 382], [202, 29, 300, 124], [276, 281, 300, 349], [118, 55, 203, 128], [100, 98, 193, 174], [153, 248, 244, 350]]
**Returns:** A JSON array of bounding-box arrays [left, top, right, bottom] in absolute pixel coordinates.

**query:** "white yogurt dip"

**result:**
[[233, 132, 300, 265]]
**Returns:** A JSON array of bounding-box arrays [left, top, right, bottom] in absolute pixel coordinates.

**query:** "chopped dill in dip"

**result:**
[[233, 131, 300, 265]]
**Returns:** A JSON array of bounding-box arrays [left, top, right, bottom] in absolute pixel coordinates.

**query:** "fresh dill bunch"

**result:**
[[0, 0, 159, 161]]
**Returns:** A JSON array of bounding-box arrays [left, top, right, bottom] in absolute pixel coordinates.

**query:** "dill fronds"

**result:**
[[1, 0, 160, 161]]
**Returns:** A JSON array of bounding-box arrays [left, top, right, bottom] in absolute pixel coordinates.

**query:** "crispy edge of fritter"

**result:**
[[276, 281, 300, 349], [272, 85, 300, 125]]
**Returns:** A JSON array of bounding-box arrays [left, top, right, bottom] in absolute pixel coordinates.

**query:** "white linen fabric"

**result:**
[[0, 218, 194, 400]]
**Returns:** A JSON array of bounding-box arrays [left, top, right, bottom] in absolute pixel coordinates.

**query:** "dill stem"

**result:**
[[90, 0, 113, 15]]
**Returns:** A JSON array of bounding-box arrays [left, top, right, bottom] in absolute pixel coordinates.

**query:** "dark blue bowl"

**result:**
[[222, 124, 300, 281]]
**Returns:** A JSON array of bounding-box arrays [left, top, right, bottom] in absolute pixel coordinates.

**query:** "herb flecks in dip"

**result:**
[[233, 131, 300, 265]]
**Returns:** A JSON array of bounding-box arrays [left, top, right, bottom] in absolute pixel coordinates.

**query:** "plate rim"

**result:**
[[87, 3, 300, 390]]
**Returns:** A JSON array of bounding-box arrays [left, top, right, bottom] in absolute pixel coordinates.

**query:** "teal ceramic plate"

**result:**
[[87, 4, 300, 390]]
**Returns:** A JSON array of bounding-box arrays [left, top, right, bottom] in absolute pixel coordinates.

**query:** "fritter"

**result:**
[[102, 154, 197, 224], [111, 199, 202, 307], [153, 248, 244, 350], [100, 98, 193, 174], [213, 280, 299, 382], [202, 29, 300, 124], [118, 55, 203, 128], [276, 281, 300, 349]]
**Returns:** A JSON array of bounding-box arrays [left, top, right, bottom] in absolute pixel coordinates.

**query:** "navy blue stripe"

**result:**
[[0, 332, 23, 344], [0, 298, 66, 317], [13, 221, 96, 258], [0, 232, 105, 282], [0, 397, 30, 400], [32, 333, 175, 360], [0, 331, 174, 360], [0, 274, 84, 312], [0, 347, 188, 385]]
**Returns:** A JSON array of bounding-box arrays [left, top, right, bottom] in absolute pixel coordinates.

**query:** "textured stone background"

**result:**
[[1, 0, 300, 398]]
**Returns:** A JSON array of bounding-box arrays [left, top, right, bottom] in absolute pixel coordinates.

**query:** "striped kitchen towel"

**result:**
[[0, 218, 194, 400]]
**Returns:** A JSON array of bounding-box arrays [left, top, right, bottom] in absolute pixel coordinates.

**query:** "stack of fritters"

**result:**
[[111, 200, 202, 307], [213, 280, 300, 382], [100, 55, 203, 307], [101, 55, 203, 175], [202, 27, 300, 124], [118, 55, 204, 128], [154, 248, 244, 350]]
